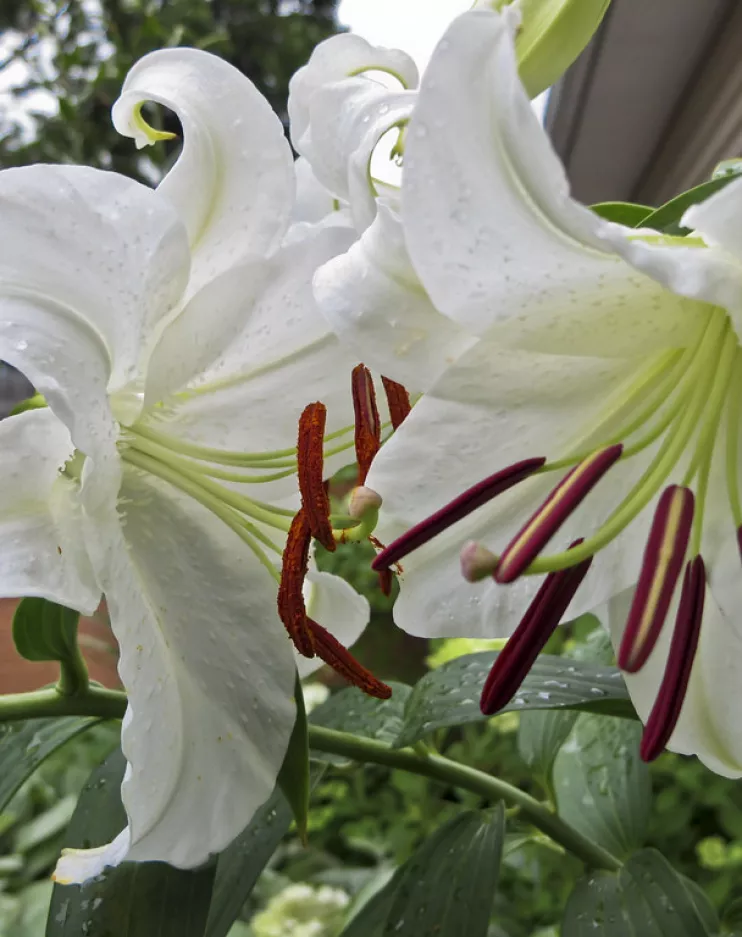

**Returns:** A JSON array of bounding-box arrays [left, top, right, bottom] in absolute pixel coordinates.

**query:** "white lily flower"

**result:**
[[0, 48, 373, 883], [335, 8, 742, 773]]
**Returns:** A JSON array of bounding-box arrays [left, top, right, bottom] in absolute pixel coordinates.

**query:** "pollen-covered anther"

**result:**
[[480, 540, 592, 716], [460, 541, 498, 583], [495, 445, 623, 584], [308, 618, 392, 699], [381, 375, 412, 430], [297, 402, 335, 552], [639, 555, 705, 763], [372, 458, 546, 574], [277, 508, 316, 658], [352, 364, 381, 484], [618, 486, 694, 673]]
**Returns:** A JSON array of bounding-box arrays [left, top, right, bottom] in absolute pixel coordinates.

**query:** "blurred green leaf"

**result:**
[[340, 807, 505, 937], [640, 175, 741, 236], [277, 677, 310, 844], [562, 849, 714, 935], [553, 714, 650, 859], [518, 710, 578, 782], [0, 718, 99, 813], [311, 683, 411, 766], [46, 748, 216, 937], [395, 653, 635, 748], [591, 202, 653, 226]]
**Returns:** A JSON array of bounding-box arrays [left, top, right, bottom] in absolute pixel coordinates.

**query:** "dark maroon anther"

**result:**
[[372, 458, 546, 573], [639, 555, 705, 762], [480, 541, 593, 716], [495, 445, 623, 584], [619, 486, 694, 673]]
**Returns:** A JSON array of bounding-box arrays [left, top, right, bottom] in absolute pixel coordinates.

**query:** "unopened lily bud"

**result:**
[[479, 0, 611, 99], [460, 541, 498, 582], [348, 485, 383, 520]]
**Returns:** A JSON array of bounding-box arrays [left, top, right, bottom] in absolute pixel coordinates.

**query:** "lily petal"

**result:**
[[367, 341, 659, 638], [0, 409, 98, 613], [289, 32, 418, 155], [296, 569, 370, 679], [60, 464, 296, 880], [293, 157, 337, 225], [0, 165, 189, 503], [314, 202, 476, 390], [113, 48, 294, 292], [682, 176, 742, 260], [401, 9, 704, 352], [146, 225, 360, 498]]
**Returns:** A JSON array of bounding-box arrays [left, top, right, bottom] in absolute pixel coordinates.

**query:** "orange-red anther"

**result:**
[[277, 509, 316, 658], [352, 364, 381, 484], [308, 618, 392, 699], [381, 376, 411, 430], [297, 402, 335, 552]]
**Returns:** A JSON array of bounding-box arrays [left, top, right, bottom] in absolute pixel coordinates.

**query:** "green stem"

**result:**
[[0, 685, 127, 721], [0, 689, 620, 871], [307, 725, 621, 872], [56, 643, 90, 698]]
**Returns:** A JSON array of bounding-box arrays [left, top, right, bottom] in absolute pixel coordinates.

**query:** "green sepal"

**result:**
[[12, 598, 88, 696], [277, 674, 310, 845]]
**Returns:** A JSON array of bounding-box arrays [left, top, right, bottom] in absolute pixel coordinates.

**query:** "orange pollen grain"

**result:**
[[297, 402, 335, 552], [381, 375, 411, 430], [277, 508, 316, 658], [352, 364, 381, 484]]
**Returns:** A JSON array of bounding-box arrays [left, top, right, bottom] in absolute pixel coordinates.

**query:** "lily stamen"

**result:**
[[277, 509, 316, 658], [308, 619, 392, 699], [618, 486, 694, 673], [352, 364, 381, 484], [480, 541, 592, 715], [639, 556, 705, 762], [381, 375, 412, 430], [297, 402, 335, 552]]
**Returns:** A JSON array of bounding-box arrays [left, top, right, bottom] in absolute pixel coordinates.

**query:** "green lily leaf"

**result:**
[[340, 806, 505, 937], [13, 598, 88, 695], [0, 718, 99, 813], [553, 713, 651, 859], [562, 849, 716, 935], [518, 709, 578, 783], [277, 676, 310, 843], [46, 748, 216, 937], [591, 202, 654, 227], [395, 653, 635, 748], [641, 173, 742, 237]]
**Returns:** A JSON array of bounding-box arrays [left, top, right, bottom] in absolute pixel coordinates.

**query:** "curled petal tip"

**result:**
[[460, 540, 498, 582]]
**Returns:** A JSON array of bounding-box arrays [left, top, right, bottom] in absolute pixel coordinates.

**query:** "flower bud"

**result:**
[[480, 0, 611, 99], [460, 541, 498, 582]]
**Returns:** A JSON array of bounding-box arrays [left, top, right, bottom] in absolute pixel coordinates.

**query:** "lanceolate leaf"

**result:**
[[395, 653, 635, 748], [205, 765, 325, 937], [340, 807, 505, 937], [311, 683, 411, 766], [562, 849, 715, 936], [553, 714, 650, 860], [46, 749, 216, 937], [640, 174, 742, 236], [591, 202, 653, 227], [277, 676, 310, 843], [0, 718, 99, 813], [517, 709, 578, 782]]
